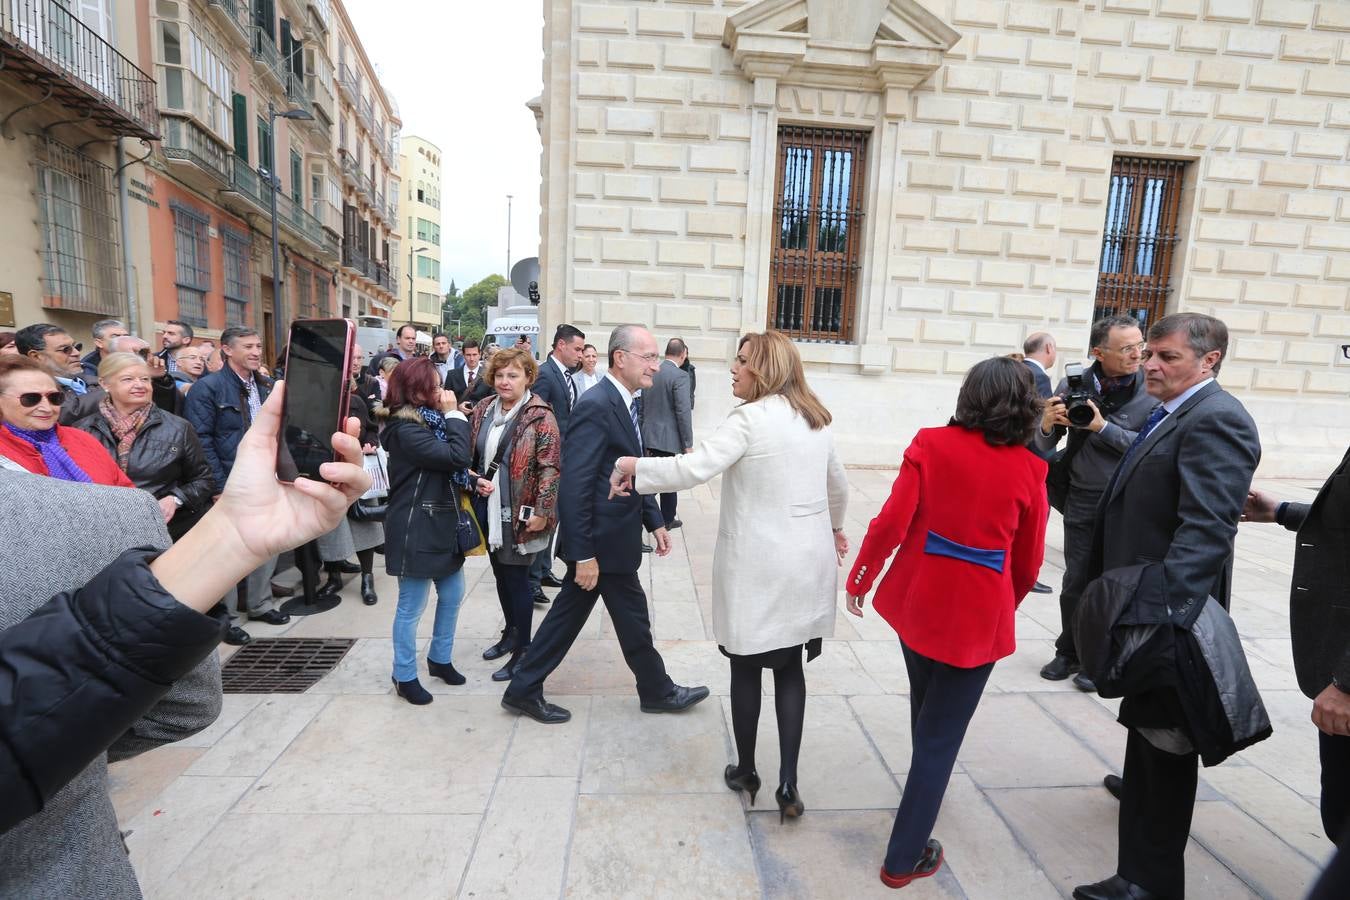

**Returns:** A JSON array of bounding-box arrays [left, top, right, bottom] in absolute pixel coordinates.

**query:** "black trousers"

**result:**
[[884, 641, 993, 873], [1321, 730, 1350, 846], [506, 564, 675, 703], [1054, 488, 1102, 662], [1118, 727, 1198, 897], [646, 449, 678, 525], [489, 553, 535, 646]]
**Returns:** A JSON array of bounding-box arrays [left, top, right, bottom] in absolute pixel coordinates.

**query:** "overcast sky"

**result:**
[[343, 0, 544, 292]]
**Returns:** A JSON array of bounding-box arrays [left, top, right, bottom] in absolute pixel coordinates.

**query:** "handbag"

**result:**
[[457, 488, 486, 556], [349, 448, 389, 521]]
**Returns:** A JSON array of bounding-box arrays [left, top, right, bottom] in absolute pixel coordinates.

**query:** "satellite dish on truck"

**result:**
[[510, 257, 541, 305]]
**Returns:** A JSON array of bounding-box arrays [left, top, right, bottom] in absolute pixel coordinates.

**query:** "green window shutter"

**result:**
[[290, 150, 302, 204], [231, 93, 248, 161]]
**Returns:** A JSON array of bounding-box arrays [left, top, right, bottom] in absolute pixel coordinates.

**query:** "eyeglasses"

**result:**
[[621, 351, 660, 363], [53, 342, 82, 355], [1099, 341, 1147, 355], [3, 391, 65, 408]]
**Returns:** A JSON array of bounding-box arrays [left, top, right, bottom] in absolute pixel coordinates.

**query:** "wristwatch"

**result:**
[[171, 494, 185, 507]]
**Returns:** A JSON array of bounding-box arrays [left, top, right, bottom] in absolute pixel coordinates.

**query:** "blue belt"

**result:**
[[923, 530, 1006, 574]]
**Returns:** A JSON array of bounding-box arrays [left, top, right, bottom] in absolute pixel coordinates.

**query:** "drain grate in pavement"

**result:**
[[220, 638, 356, 694]]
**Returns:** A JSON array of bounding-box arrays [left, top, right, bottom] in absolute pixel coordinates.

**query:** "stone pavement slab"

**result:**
[[106, 473, 1331, 898]]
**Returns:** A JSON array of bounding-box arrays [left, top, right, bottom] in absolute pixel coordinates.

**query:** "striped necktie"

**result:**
[[629, 397, 643, 452], [565, 370, 577, 409]]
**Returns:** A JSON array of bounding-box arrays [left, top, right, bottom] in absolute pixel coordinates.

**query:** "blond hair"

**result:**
[[97, 351, 150, 383], [736, 331, 831, 430], [485, 346, 539, 386]]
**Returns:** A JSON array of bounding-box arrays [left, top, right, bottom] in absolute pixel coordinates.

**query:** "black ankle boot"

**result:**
[[427, 659, 466, 685], [317, 570, 343, 598], [393, 677, 432, 705], [360, 573, 377, 605]]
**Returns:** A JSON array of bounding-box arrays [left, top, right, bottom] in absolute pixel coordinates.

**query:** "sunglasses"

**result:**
[[3, 391, 65, 408]]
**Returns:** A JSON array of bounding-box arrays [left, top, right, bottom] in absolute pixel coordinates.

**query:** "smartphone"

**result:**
[[277, 318, 355, 483], [518, 505, 535, 522]]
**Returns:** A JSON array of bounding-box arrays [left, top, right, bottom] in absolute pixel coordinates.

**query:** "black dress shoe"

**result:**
[[1040, 655, 1080, 681], [501, 693, 571, 724], [483, 627, 518, 661], [490, 648, 524, 682], [223, 625, 252, 646], [250, 609, 291, 626], [269, 581, 295, 598], [360, 573, 378, 605], [1031, 580, 1055, 594], [1072, 874, 1161, 900], [540, 572, 565, 588], [640, 684, 710, 714], [1073, 672, 1098, 692], [532, 587, 550, 605], [666, 518, 683, 530], [334, 560, 362, 574], [316, 573, 343, 599], [1103, 774, 1123, 800]]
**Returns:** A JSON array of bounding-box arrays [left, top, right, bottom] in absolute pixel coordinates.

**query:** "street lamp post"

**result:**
[[407, 244, 428, 325], [266, 100, 314, 360]]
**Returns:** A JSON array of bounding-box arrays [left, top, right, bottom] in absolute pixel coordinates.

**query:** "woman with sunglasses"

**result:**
[[0, 356, 131, 487], [73, 352, 216, 539]]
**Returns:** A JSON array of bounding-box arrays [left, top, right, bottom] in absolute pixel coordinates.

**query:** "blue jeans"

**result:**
[[392, 570, 465, 682]]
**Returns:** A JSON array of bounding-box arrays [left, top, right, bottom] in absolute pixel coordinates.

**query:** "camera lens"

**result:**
[[1066, 402, 1095, 428]]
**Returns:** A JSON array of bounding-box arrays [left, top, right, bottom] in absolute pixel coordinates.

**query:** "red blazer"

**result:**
[[0, 424, 134, 488], [847, 425, 1047, 668]]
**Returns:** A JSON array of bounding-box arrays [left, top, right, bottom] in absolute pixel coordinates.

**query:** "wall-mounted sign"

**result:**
[[128, 178, 159, 208], [0, 291, 14, 327]]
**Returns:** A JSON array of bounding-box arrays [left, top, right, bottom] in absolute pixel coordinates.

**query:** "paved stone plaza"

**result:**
[[109, 470, 1330, 899]]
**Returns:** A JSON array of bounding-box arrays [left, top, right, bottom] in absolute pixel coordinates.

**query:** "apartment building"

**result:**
[[0, 0, 158, 339], [397, 135, 443, 330], [537, 0, 1350, 475], [332, 0, 401, 327]]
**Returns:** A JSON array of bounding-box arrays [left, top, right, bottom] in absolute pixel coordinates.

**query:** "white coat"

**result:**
[[634, 394, 848, 655]]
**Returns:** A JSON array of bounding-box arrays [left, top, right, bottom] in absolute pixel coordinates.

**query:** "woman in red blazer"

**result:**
[[846, 356, 1047, 889], [0, 356, 132, 487]]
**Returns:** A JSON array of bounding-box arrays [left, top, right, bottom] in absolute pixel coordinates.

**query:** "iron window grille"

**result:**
[[172, 200, 211, 328], [313, 270, 328, 318], [1095, 157, 1187, 329], [32, 134, 125, 316], [295, 265, 313, 318], [768, 126, 868, 343], [222, 226, 251, 328]]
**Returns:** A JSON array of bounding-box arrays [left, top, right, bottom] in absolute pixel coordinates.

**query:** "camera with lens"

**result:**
[[1061, 362, 1098, 428]]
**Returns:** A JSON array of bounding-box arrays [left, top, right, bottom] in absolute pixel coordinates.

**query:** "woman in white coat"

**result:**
[[610, 330, 848, 823]]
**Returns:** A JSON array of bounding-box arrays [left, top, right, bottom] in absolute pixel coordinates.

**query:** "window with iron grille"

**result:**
[[313, 270, 328, 317], [295, 266, 313, 318], [768, 126, 868, 343], [33, 136, 126, 316], [223, 227, 250, 326], [1095, 157, 1187, 329], [172, 201, 211, 328]]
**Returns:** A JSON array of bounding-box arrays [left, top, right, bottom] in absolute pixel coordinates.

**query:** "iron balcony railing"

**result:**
[[162, 117, 230, 184], [0, 0, 159, 139], [226, 157, 337, 259], [338, 147, 359, 186], [341, 241, 392, 292], [358, 95, 374, 131], [373, 190, 386, 222], [308, 56, 335, 122], [337, 61, 357, 102], [357, 170, 374, 204], [205, 0, 250, 42], [284, 70, 313, 119], [386, 193, 399, 224], [250, 26, 285, 87]]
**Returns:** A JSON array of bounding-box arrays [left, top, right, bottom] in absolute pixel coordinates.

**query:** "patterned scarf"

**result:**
[[98, 395, 151, 471], [419, 406, 451, 443], [2, 423, 92, 483]]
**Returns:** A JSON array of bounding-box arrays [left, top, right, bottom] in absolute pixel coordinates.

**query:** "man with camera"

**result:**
[[1034, 315, 1155, 691]]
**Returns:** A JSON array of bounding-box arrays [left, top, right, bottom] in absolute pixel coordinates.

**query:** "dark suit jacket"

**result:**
[[1281, 445, 1350, 699], [1089, 381, 1260, 727], [555, 378, 662, 574], [533, 354, 575, 435], [444, 363, 494, 405], [1023, 359, 1053, 399], [640, 359, 693, 454]]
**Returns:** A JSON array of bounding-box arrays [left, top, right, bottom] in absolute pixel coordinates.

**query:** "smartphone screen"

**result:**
[[277, 319, 353, 482]]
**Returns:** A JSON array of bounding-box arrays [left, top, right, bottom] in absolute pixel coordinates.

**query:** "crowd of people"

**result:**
[[2, 309, 1347, 899]]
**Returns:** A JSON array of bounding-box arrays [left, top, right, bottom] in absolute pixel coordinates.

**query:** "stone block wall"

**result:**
[[544, 0, 1350, 474]]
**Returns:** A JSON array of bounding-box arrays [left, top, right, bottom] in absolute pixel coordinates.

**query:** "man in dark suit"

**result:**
[[640, 338, 693, 529], [1244, 436, 1350, 846], [1073, 313, 1261, 900], [502, 324, 709, 724], [527, 323, 587, 598], [1022, 331, 1057, 595], [444, 339, 493, 408]]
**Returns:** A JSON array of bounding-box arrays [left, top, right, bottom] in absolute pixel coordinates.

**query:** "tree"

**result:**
[[442, 275, 503, 342]]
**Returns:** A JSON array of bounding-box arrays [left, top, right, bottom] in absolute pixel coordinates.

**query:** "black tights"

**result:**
[[728, 651, 807, 785]]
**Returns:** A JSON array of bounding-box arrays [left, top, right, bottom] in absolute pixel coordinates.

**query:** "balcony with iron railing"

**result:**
[[372, 190, 386, 223], [224, 156, 338, 260], [161, 117, 231, 187], [357, 170, 374, 205], [0, 0, 159, 140], [386, 193, 399, 225], [341, 241, 393, 293], [358, 95, 374, 132], [338, 147, 359, 187], [337, 61, 357, 103], [284, 69, 314, 120], [308, 0, 331, 31], [205, 0, 250, 42], [307, 56, 335, 123], [249, 26, 285, 88]]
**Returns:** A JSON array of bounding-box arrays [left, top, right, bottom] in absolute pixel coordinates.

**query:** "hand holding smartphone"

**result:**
[[276, 319, 355, 483]]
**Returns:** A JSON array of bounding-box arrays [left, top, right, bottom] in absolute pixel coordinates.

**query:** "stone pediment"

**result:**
[[723, 0, 960, 90]]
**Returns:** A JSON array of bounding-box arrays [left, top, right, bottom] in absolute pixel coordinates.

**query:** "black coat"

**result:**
[[380, 408, 472, 579], [445, 364, 494, 406], [1280, 445, 1350, 699], [556, 378, 663, 574], [0, 547, 224, 834], [73, 405, 216, 538]]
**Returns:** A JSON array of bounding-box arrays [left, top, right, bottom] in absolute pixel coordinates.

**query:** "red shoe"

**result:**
[[880, 839, 943, 889]]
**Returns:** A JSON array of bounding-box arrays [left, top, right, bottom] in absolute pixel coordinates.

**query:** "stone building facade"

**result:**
[[397, 135, 444, 330], [536, 0, 1350, 474]]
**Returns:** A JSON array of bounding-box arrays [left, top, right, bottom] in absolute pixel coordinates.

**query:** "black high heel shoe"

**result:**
[[360, 573, 378, 605], [724, 765, 760, 806], [775, 782, 804, 824]]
